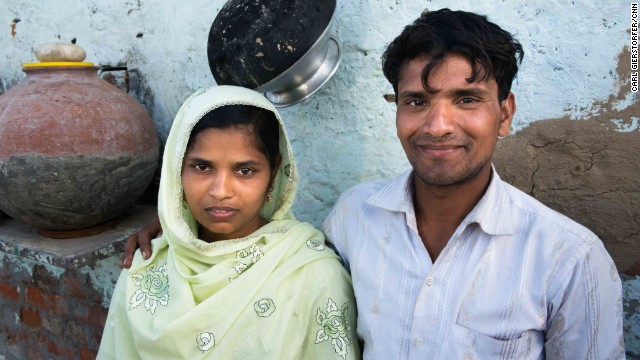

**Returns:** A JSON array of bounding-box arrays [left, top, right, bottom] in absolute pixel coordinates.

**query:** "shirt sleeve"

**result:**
[[544, 239, 625, 359], [323, 196, 351, 273]]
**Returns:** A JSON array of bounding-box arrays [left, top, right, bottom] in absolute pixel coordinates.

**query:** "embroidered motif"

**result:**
[[229, 244, 265, 282], [196, 332, 216, 352], [306, 238, 325, 251], [254, 298, 276, 318], [238, 244, 264, 263], [314, 298, 351, 359], [129, 261, 169, 315]]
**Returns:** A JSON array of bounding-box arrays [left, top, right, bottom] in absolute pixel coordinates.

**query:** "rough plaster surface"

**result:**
[[0, 0, 638, 354], [494, 47, 640, 275], [623, 275, 640, 358], [0, 0, 633, 227]]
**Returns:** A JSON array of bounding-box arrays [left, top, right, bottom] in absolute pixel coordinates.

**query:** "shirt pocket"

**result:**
[[447, 321, 539, 360]]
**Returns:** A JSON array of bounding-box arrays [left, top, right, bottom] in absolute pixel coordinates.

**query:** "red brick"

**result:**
[[86, 305, 109, 329], [25, 286, 68, 315], [5, 330, 28, 359], [65, 319, 87, 344], [32, 265, 59, 292], [80, 346, 98, 360], [0, 282, 20, 300], [19, 307, 41, 327], [41, 311, 65, 338], [60, 271, 87, 300], [25, 345, 43, 360], [37, 333, 74, 358]]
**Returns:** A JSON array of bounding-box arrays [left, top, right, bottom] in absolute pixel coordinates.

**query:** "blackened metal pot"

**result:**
[[208, 0, 341, 107]]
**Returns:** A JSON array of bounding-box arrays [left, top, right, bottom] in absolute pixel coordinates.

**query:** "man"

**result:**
[[323, 8, 624, 360], [122, 8, 625, 360]]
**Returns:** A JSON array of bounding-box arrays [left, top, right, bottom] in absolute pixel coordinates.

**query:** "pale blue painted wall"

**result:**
[[1, 1, 638, 354], [1, 1, 634, 226]]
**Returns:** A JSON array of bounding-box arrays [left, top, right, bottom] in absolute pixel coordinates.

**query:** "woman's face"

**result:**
[[181, 126, 273, 242]]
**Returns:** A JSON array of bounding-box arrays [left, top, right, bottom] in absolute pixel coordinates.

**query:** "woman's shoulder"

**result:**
[[128, 236, 170, 271]]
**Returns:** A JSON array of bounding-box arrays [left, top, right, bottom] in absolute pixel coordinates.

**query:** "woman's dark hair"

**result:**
[[187, 105, 280, 170], [382, 8, 524, 102]]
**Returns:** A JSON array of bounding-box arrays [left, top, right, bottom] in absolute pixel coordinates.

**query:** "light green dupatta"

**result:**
[[98, 86, 360, 359]]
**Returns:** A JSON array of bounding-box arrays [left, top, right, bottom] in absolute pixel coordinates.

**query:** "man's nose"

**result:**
[[423, 101, 455, 137]]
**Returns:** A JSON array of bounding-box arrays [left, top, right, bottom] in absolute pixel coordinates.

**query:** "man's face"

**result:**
[[395, 55, 514, 187]]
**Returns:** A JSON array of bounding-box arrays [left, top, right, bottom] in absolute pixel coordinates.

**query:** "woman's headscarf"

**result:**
[[98, 86, 359, 360], [159, 85, 297, 253]]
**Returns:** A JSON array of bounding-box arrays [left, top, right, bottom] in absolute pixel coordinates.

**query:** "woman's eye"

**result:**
[[194, 164, 209, 171], [237, 168, 254, 176]]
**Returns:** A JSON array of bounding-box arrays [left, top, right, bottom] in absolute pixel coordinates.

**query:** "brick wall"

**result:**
[[0, 206, 153, 360], [0, 254, 114, 359], [0, 207, 638, 358]]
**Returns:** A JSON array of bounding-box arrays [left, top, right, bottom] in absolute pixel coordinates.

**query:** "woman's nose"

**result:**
[[208, 173, 233, 200]]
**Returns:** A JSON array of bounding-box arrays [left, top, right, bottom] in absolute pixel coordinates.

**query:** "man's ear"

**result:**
[[498, 92, 516, 137]]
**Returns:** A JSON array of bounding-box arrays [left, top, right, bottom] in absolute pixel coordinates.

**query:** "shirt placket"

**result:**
[[408, 224, 471, 360]]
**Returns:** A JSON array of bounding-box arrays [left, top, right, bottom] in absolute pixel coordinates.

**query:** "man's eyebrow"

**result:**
[[450, 87, 491, 97], [397, 87, 491, 99], [397, 90, 432, 98]]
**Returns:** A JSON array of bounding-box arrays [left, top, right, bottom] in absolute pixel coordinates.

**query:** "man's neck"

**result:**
[[413, 166, 493, 262]]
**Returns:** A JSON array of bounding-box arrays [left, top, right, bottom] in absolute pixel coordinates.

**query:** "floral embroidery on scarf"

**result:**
[[238, 243, 264, 262], [129, 261, 169, 315], [254, 298, 276, 318], [306, 238, 325, 251], [229, 244, 264, 282], [196, 332, 216, 352], [314, 298, 351, 359]]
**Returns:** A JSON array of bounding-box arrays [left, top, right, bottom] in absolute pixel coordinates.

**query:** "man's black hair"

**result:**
[[382, 8, 524, 101]]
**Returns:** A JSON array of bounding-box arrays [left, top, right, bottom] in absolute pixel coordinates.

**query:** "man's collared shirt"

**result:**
[[323, 168, 624, 360]]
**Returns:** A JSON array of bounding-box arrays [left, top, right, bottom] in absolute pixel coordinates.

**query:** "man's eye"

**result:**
[[408, 99, 425, 106], [194, 164, 209, 171], [460, 97, 477, 104]]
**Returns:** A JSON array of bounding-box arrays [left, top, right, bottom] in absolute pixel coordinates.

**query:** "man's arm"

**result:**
[[119, 216, 161, 269], [322, 200, 351, 273], [544, 239, 625, 359]]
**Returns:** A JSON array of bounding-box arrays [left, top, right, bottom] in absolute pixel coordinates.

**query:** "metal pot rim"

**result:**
[[253, 11, 342, 107]]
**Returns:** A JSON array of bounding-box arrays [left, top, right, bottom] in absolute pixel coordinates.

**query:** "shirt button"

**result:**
[[415, 337, 424, 346], [425, 277, 434, 286]]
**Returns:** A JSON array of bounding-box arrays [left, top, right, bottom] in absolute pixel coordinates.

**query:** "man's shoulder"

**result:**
[[500, 179, 597, 242], [338, 178, 392, 205], [336, 170, 410, 207]]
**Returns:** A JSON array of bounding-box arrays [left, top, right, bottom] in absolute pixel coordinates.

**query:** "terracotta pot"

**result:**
[[0, 64, 159, 236]]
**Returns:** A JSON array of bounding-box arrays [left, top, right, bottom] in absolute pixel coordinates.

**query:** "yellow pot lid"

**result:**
[[22, 61, 95, 68]]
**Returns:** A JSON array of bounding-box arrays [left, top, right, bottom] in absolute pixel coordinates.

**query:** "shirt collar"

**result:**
[[366, 167, 513, 236], [366, 169, 415, 214], [465, 167, 514, 236]]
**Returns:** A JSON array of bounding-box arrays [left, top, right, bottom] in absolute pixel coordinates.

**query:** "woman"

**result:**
[[98, 86, 359, 359]]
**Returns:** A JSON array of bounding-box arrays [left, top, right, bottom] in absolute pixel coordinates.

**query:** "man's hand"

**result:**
[[120, 216, 162, 269]]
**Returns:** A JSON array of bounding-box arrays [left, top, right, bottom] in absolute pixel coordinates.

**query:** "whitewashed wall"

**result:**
[[0, 1, 633, 227]]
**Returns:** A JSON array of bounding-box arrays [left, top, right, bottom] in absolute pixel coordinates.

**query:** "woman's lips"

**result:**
[[206, 206, 238, 220]]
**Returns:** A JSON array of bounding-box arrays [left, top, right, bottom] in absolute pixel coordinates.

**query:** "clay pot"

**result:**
[[0, 64, 159, 237], [208, 0, 340, 106]]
